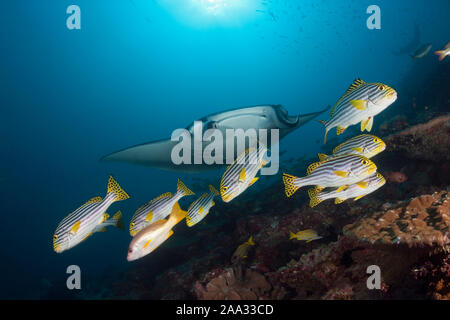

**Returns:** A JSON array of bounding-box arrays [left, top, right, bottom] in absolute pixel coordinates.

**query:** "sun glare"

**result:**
[[156, 0, 257, 27], [193, 0, 233, 16]]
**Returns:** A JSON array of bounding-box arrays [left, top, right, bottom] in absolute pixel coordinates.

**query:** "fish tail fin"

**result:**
[[111, 210, 124, 231], [307, 188, 323, 208], [317, 153, 328, 161], [289, 231, 298, 240], [209, 184, 219, 196], [177, 179, 195, 197], [434, 50, 446, 61], [282, 173, 301, 197], [317, 120, 328, 143], [247, 236, 255, 246], [168, 202, 188, 225], [107, 175, 130, 202]]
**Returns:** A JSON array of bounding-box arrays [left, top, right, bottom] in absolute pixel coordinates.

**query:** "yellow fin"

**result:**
[[336, 125, 347, 135], [306, 239, 313, 243], [357, 181, 368, 189], [282, 173, 300, 197], [167, 230, 174, 239], [350, 99, 367, 110], [334, 171, 348, 178], [102, 213, 110, 223], [107, 175, 130, 202], [112, 211, 124, 231], [70, 221, 82, 235], [335, 198, 346, 204], [248, 177, 259, 187], [186, 216, 192, 227], [314, 185, 324, 193], [329, 104, 337, 117], [333, 142, 344, 154], [336, 185, 348, 192], [129, 221, 140, 236], [307, 161, 323, 175], [168, 202, 188, 225], [363, 117, 373, 132], [150, 192, 172, 203], [308, 188, 323, 208], [143, 238, 152, 249], [85, 196, 102, 205], [354, 195, 365, 201], [317, 153, 328, 161], [239, 168, 247, 183], [145, 211, 154, 222], [352, 147, 364, 153], [177, 179, 195, 196], [209, 185, 219, 196], [199, 206, 204, 214], [361, 117, 373, 132], [247, 236, 255, 246], [260, 160, 268, 168], [346, 78, 366, 93]]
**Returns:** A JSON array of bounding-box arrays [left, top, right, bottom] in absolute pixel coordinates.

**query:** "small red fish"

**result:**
[[386, 171, 408, 184]]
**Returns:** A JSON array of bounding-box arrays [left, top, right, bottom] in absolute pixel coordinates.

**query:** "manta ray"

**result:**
[[101, 104, 329, 173]]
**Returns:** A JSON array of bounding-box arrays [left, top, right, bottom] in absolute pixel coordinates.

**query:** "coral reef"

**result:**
[[385, 114, 450, 162], [343, 191, 450, 248], [194, 267, 271, 300]]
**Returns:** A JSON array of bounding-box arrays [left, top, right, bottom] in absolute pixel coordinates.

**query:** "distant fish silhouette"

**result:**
[[269, 11, 277, 21], [411, 43, 432, 59]]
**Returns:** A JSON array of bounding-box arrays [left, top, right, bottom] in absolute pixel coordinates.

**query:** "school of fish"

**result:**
[[52, 58, 449, 261]]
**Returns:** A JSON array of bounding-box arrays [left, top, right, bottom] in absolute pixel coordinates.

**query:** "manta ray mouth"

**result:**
[[274, 105, 299, 126]]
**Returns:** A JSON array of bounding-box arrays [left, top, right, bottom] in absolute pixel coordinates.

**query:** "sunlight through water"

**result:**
[[156, 0, 259, 27]]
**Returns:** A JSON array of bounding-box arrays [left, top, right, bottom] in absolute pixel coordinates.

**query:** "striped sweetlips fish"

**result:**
[[129, 179, 194, 236], [186, 185, 219, 227], [308, 172, 386, 207], [282, 154, 377, 197], [220, 143, 268, 203], [53, 175, 129, 253], [318, 78, 397, 143], [317, 134, 386, 161]]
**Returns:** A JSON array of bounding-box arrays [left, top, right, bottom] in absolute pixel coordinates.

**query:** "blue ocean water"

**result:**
[[0, 0, 448, 299]]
